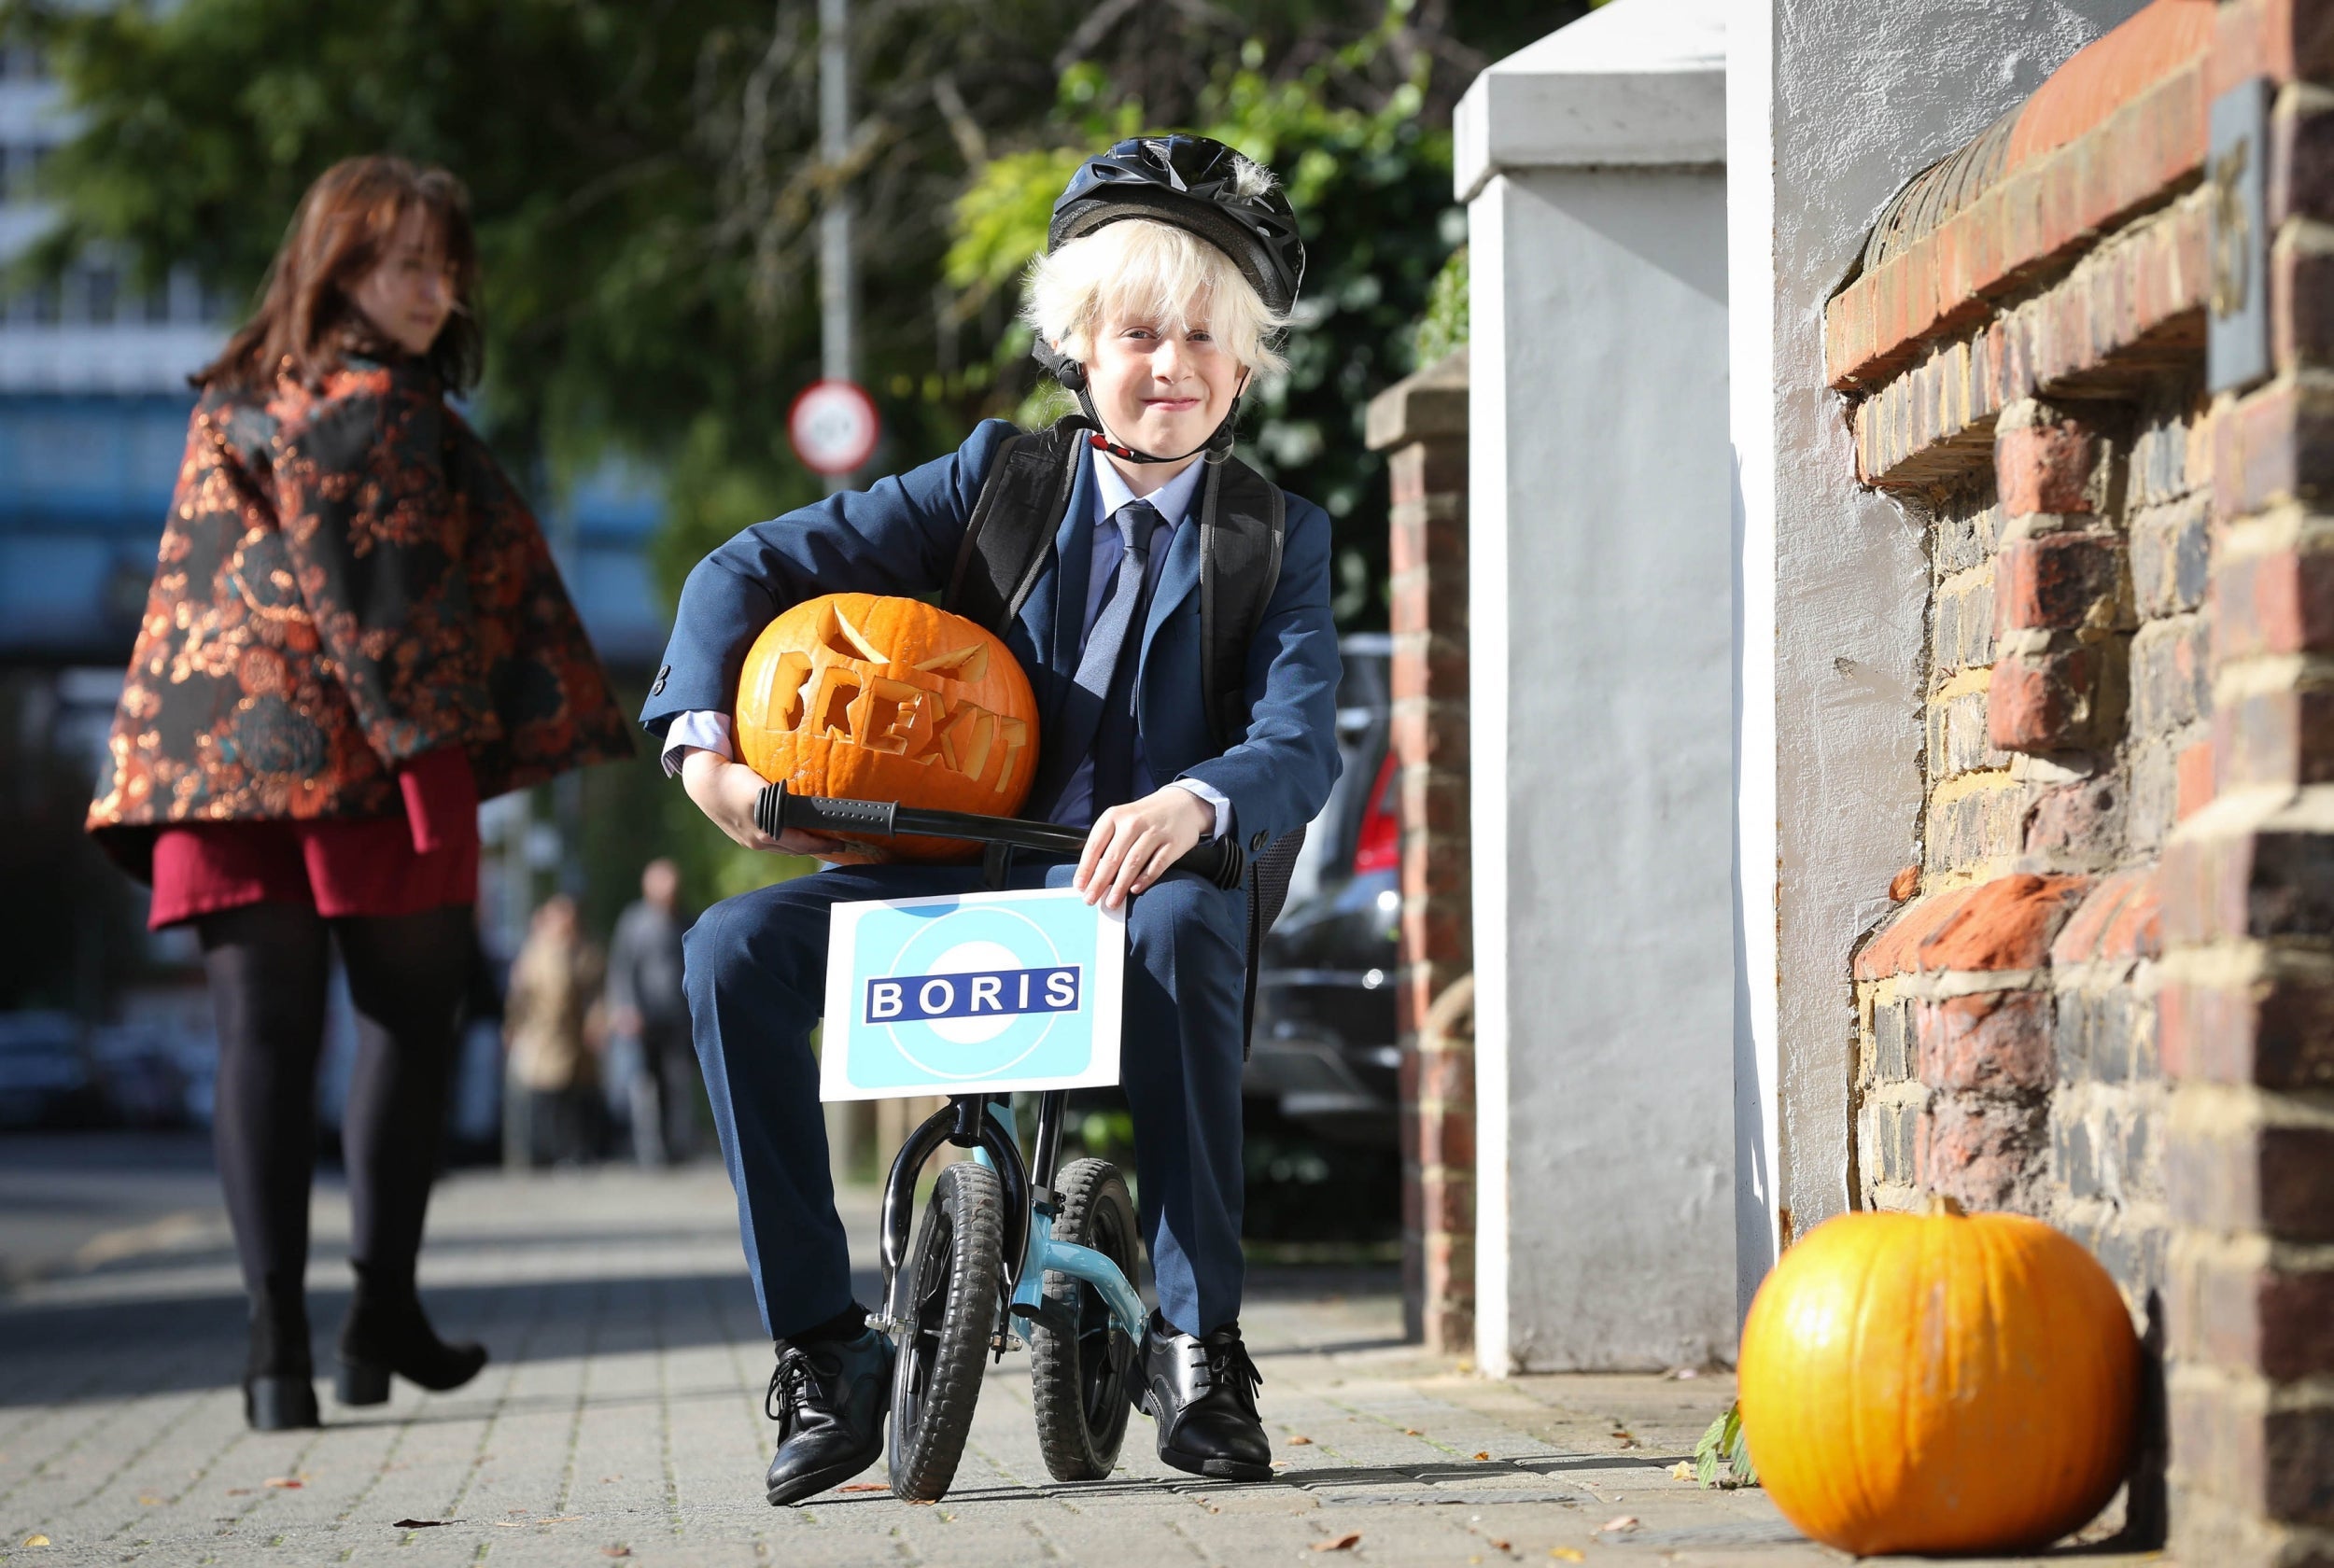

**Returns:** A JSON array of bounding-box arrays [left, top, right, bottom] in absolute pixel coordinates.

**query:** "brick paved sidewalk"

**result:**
[[0, 1159, 2163, 1567]]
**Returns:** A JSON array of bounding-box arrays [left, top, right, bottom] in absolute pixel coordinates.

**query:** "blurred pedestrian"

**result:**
[[503, 895, 606, 1168], [83, 155, 632, 1434], [605, 858, 697, 1167]]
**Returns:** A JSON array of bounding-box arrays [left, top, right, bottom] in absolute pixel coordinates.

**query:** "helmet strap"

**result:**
[[1058, 363, 1249, 468]]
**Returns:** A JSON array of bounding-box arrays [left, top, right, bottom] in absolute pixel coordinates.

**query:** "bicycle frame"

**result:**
[[875, 1090, 1146, 1350]]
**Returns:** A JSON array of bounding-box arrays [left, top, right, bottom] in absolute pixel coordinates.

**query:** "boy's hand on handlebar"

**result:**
[[679, 749, 846, 858], [1076, 787, 1212, 911]]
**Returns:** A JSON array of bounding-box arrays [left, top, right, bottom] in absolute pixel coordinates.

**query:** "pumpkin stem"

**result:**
[[1924, 1192, 1968, 1217]]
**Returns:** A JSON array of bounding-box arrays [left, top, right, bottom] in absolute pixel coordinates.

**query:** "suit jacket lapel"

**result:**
[[1140, 509, 1202, 672]]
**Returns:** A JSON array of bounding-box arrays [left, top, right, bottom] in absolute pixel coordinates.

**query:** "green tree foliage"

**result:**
[[1413, 242, 1468, 365]]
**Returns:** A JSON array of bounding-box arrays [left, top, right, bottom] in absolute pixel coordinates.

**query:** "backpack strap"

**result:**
[[945, 419, 1087, 632], [1195, 455, 1287, 749]]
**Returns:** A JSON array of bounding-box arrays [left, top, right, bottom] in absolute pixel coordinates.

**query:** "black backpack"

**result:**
[[943, 418, 1307, 1053]]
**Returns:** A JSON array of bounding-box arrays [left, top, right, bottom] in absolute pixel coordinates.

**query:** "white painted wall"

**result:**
[[1461, 0, 1735, 1374], [1725, 0, 2144, 1312]]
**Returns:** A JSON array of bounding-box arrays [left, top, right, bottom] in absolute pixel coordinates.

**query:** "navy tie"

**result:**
[[1083, 501, 1161, 814]]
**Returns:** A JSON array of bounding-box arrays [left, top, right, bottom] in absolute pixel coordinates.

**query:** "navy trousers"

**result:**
[[682, 858, 1249, 1342]]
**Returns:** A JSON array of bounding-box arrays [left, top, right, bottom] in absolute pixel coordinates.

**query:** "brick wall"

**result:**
[[1366, 349, 1473, 1354], [1823, 1, 2334, 1560]]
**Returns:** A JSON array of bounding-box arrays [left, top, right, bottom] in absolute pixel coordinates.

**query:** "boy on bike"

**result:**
[[645, 135, 1341, 1504]]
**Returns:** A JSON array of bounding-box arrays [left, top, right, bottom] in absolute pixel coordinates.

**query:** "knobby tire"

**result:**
[[1028, 1157, 1139, 1481], [888, 1161, 1004, 1503]]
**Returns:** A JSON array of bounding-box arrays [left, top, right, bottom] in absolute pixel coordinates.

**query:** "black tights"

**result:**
[[196, 902, 472, 1306]]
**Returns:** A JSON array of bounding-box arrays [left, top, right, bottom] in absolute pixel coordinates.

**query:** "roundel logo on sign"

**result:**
[[788, 379, 880, 476], [869, 903, 1076, 1083]]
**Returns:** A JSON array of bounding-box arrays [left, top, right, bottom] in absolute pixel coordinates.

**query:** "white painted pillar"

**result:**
[[1460, 0, 1736, 1373]]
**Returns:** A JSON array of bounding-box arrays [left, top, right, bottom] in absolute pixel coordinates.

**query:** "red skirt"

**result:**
[[148, 749, 480, 929]]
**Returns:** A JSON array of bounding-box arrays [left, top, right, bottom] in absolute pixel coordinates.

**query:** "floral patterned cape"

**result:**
[[86, 354, 634, 880]]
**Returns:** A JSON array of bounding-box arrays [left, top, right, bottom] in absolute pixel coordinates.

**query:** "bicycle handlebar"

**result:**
[[753, 782, 1247, 891]]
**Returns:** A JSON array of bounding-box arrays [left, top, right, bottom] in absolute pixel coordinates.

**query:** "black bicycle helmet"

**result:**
[[1039, 135, 1303, 464], [1049, 134, 1306, 317]]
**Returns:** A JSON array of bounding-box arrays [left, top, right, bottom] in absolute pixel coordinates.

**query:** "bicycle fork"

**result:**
[[871, 1090, 1145, 1372]]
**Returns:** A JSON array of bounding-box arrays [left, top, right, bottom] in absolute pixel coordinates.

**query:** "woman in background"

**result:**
[[503, 894, 607, 1169], [85, 155, 632, 1430]]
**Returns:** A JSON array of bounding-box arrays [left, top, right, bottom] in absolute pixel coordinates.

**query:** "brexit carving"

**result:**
[[865, 966, 1081, 1024]]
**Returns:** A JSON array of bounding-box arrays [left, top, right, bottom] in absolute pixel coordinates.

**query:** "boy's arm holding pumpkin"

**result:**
[[651, 422, 1023, 856]]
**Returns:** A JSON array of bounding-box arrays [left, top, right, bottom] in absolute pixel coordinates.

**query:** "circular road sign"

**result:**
[[788, 379, 880, 476]]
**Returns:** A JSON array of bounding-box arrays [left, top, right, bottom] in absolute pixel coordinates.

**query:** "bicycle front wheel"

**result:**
[[888, 1160, 1004, 1502]]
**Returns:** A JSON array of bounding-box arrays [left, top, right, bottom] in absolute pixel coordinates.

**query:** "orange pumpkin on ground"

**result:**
[[734, 594, 1039, 861], [1736, 1204, 2140, 1557]]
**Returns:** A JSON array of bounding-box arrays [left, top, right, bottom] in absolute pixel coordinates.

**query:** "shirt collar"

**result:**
[[1090, 447, 1206, 532]]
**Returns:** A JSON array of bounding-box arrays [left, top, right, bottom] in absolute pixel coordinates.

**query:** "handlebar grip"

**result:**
[[755, 782, 897, 840], [1172, 836, 1246, 891]]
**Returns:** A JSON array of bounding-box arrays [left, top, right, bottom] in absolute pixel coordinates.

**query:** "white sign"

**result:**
[[820, 888, 1125, 1101], [787, 379, 880, 475]]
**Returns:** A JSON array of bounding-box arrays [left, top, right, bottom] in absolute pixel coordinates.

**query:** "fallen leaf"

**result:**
[[1550, 1550, 1585, 1563], [507, 1508, 529, 1515], [1489, 1539, 1511, 1551], [1272, 1460, 1293, 1470], [225, 1489, 252, 1497], [837, 1482, 889, 1492], [21, 1535, 49, 1548], [1287, 1435, 1314, 1445], [603, 1548, 632, 1560], [1669, 1462, 1695, 1481], [1599, 1516, 1638, 1533], [137, 1495, 163, 1506], [1402, 1428, 1423, 1436], [1312, 1533, 1362, 1552], [600, 1475, 620, 1482], [1611, 1431, 1635, 1443], [263, 1477, 303, 1490], [1473, 1450, 1492, 1462], [393, 1519, 450, 1530]]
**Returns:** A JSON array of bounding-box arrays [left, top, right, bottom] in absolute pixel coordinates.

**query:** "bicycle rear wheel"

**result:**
[[887, 1161, 1005, 1502], [1029, 1157, 1140, 1481]]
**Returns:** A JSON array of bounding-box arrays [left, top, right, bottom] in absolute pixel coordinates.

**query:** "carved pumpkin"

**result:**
[[1737, 1205, 2140, 1557], [734, 593, 1039, 861]]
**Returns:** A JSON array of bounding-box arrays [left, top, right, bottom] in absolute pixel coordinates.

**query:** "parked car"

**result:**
[[0, 1012, 107, 1129], [1243, 635, 1401, 1146], [88, 1024, 194, 1128]]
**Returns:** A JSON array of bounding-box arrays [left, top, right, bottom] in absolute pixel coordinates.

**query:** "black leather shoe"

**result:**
[[764, 1329, 895, 1505], [335, 1265, 487, 1406], [1134, 1312, 1272, 1481], [244, 1284, 319, 1432]]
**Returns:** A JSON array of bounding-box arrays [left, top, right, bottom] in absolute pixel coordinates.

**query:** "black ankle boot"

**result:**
[[335, 1263, 486, 1406], [245, 1281, 319, 1431]]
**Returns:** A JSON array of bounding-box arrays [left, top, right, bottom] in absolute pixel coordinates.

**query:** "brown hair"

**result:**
[[196, 155, 482, 393]]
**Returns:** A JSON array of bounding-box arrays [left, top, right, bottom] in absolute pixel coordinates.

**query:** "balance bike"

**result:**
[[758, 784, 1248, 1502]]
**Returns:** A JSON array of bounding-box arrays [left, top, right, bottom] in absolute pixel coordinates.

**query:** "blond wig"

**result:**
[[1022, 217, 1288, 378]]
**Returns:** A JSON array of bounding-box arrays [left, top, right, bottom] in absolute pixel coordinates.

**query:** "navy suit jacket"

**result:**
[[641, 420, 1343, 854]]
